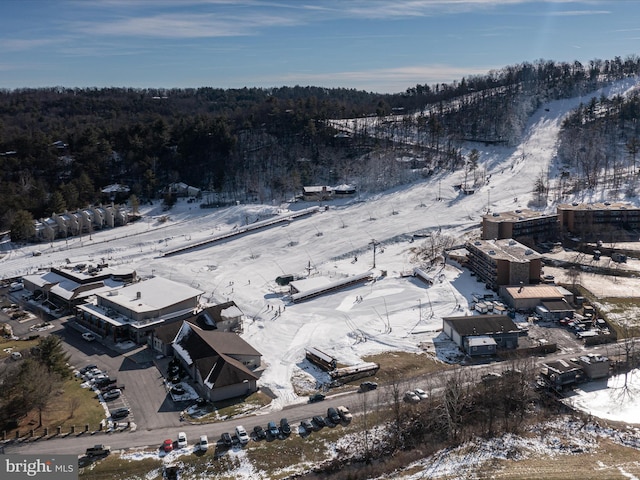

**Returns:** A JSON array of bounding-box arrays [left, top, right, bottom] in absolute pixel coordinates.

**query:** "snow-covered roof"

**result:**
[[101, 183, 130, 193], [221, 305, 243, 319], [96, 276, 203, 314]]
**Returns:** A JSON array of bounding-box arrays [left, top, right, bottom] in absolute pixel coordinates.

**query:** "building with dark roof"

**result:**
[[442, 315, 520, 356], [541, 359, 583, 389], [536, 300, 575, 321], [149, 301, 245, 355], [482, 209, 558, 243], [557, 202, 640, 241], [172, 322, 262, 402]]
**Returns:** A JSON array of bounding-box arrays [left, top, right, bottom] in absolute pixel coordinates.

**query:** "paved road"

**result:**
[[2, 389, 369, 456]]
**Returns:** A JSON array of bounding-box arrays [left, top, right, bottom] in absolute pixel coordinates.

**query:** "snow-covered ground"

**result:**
[[2, 79, 640, 421]]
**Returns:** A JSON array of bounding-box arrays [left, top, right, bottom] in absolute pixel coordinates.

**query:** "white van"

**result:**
[[198, 435, 208, 451], [9, 282, 23, 292]]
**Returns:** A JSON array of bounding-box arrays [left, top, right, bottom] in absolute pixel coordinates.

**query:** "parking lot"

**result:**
[[57, 327, 186, 431]]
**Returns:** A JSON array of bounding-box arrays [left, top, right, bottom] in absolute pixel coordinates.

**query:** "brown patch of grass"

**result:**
[[245, 427, 347, 478], [0, 335, 41, 359], [9, 377, 104, 437], [79, 455, 162, 480], [472, 438, 640, 480], [362, 351, 450, 385], [186, 390, 272, 423]]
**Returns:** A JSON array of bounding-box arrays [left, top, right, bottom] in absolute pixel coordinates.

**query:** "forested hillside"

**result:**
[[1, 55, 639, 234]]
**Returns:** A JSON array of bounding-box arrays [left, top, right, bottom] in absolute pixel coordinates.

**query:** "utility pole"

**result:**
[[369, 239, 380, 269]]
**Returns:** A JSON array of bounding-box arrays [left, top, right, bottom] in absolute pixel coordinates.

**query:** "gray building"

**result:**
[[442, 315, 520, 356]]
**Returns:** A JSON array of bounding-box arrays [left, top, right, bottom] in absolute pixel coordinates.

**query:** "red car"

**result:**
[[162, 439, 173, 452]]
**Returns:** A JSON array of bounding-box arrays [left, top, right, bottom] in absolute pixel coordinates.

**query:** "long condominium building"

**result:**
[[557, 202, 640, 240], [482, 209, 558, 242], [466, 238, 542, 291]]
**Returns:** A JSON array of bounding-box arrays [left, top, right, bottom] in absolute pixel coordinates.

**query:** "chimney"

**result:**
[[136, 291, 141, 300]]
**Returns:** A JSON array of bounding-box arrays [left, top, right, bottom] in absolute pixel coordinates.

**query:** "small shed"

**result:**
[[466, 336, 497, 356], [276, 274, 295, 286], [541, 359, 583, 388], [577, 354, 610, 379], [536, 300, 574, 322]]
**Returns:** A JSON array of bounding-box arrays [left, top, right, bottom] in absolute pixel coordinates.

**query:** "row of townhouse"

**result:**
[[34, 204, 128, 242]]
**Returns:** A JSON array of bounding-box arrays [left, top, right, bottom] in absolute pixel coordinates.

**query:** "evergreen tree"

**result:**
[[10, 210, 35, 242], [33, 335, 71, 380]]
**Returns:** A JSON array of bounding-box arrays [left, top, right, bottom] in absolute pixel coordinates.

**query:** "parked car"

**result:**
[[308, 392, 326, 403], [171, 385, 186, 395], [91, 375, 110, 385], [300, 419, 314, 434], [337, 406, 352, 422], [94, 376, 115, 387], [85, 444, 111, 456], [198, 435, 208, 451], [83, 368, 103, 380], [82, 332, 96, 342], [79, 364, 98, 375], [267, 421, 279, 438], [403, 391, 421, 403], [100, 383, 122, 393], [177, 432, 187, 449], [102, 389, 121, 401], [359, 381, 378, 392], [327, 407, 341, 425], [280, 418, 291, 436], [414, 388, 428, 400], [311, 415, 326, 430], [236, 425, 249, 445], [161, 439, 173, 452], [110, 407, 130, 419], [220, 432, 232, 447], [253, 425, 267, 440]]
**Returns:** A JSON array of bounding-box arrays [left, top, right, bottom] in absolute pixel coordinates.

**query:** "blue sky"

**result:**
[[2, 0, 640, 93]]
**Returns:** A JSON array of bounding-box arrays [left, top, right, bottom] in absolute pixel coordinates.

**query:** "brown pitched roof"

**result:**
[[175, 322, 260, 390], [195, 355, 258, 388], [153, 319, 184, 344]]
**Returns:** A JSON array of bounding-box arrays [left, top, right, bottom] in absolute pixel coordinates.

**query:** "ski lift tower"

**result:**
[[369, 239, 380, 269]]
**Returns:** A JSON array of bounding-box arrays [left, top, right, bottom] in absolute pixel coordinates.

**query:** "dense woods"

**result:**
[[1, 55, 639, 233]]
